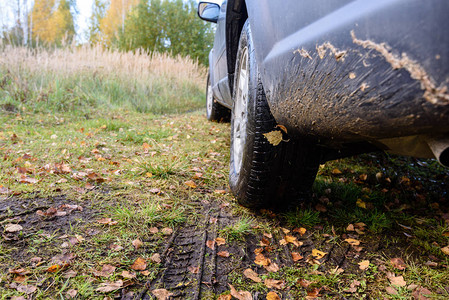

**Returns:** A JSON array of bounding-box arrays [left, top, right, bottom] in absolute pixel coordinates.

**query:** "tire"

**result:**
[[229, 20, 321, 209], [206, 73, 230, 122]]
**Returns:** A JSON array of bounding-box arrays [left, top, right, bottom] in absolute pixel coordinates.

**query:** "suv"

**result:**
[[198, 0, 449, 209]]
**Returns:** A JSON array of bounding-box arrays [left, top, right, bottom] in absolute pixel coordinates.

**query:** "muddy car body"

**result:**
[[199, 0, 449, 208]]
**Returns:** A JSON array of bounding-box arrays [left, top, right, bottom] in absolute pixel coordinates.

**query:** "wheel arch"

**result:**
[[225, 0, 248, 95]]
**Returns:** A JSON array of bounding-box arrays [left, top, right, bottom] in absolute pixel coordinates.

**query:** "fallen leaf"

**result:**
[[266, 291, 281, 300], [385, 286, 398, 295], [263, 130, 283, 146], [263, 232, 273, 239], [9, 268, 30, 276], [188, 266, 199, 274], [306, 287, 320, 299], [264, 262, 279, 273], [332, 168, 342, 175], [311, 249, 326, 259], [441, 245, 449, 255], [281, 227, 290, 234], [356, 198, 367, 209], [150, 253, 161, 264], [47, 265, 61, 273], [243, 269, 261, 283], [254, 253, 271, 266], [217, 295, 232, 300], [121, 271, 136, 279], [216, 237, 226, 246], [93, 264, 116, 277], [284, 235, 303, 247], [149, 227, 159, 234], [152, 289, 174, 300], [218, 251, 230, 258], [387, 272, 407, 287], [358, 260, 370, 270], [293, 227, 307, 236], [161, 228, 173, 235], [206, 240, 216, 250], [259, 237, 270, 247], [16, 284, 37, 294], [66, 289, 78, 298], [132, 239, 143, 250], [346, 224, 355, 231], [344, 238, 360, 246], [412, 287, 432, 300], [97, 218, 118, 225], [229, 284, 252, 300], [130, 257, 147, 271], [5, 224, 23, 233], [184, 180, 197, 189], [264, 279, 285, 289], [141, 270, 151, 276], [291, 252, 303, 262], [96, 280, 123, 293], [390, 257, 407, 270], [298, 278, 312, 288]]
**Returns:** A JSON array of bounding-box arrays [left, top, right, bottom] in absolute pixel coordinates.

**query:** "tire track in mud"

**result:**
[[133, 200, 355, 300]]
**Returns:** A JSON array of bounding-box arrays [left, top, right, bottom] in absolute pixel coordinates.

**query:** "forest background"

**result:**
[[0, 0, 214, 65]]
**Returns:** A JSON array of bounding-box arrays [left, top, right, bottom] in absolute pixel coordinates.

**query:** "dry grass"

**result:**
[[0, 45, 207, 114]]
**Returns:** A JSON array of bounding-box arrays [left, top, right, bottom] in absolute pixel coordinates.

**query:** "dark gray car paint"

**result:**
[[208, 0, 449, 149]]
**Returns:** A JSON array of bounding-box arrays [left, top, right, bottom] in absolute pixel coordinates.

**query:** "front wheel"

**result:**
[[206, 73, 230, 122], [229, 20, 321, 209]]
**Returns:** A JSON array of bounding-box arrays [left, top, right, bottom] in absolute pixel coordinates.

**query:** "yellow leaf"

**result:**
[[331, 168, 342, 175], [344, 238, 361, 246], [441, 245, 449, 255], [130, 257, 147, 271], [356, 198, 366, 209], [358, 260, 370, 270], [263, 131, 283, 146], [311, 249, 327, 259], [266, 291, 281, 300], [184, 180, 197, 189]]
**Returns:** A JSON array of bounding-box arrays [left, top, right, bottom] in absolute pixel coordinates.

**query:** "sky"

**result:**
[[0, 0, 220, 43]]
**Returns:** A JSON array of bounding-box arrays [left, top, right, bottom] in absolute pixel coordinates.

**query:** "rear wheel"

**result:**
[[229, 21, 321, 209], [206, 73, 230, 122]]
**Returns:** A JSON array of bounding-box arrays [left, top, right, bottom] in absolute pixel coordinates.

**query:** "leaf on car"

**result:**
[[263, 130, 283, 146], [243, 268, 261, 283], [130, 257, 147, 271]]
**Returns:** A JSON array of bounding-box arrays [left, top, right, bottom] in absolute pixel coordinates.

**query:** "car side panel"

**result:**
[[245, 0, 449, 143]]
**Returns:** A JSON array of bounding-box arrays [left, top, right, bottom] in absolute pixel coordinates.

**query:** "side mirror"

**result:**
[[198, 2, 220, 23]]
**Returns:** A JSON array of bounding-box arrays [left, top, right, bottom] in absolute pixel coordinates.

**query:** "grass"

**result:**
[[1, 45, 449, 299], [0, 45, 206, 115]]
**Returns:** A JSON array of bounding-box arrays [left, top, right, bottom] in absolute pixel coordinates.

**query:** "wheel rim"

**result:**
[[206, 80, 213, 118], [232, 47, 249, 176]]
